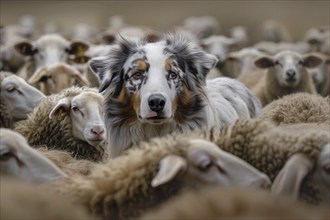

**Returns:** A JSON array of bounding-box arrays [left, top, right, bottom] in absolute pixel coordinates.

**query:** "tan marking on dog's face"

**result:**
[[165, 58, 173, 72], [132, 93, 141, 116], [132, 59, 148, 71]]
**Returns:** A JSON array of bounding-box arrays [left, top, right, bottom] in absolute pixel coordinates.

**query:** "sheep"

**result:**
[[259, 93, 330, 125], [307, 53, 330, 96], [14, 86, 107, 161], [0, 71, 45, 128], [14, 34, 89, 83], [0, 128, 67, 183], [254, 41, 311, 55], [45, 135, 270, 220], [204, 119, 330, 204], [0, 178, 96, 220], [27, 62, 90, 95], [304, 26, 330, 53], [141, 186, 329, 219], [0, 128, 98, 178], [219, 48, 266, 88], [251, 50, 321, 106]]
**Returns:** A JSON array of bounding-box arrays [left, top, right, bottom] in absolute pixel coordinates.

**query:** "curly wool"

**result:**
[[49, 135, 200, 220], [259, 93, 330, 125], [142, 187, 329, 220], [14, 86, 106, 162], [181, 119, 329, 204], [0, 71, 14, 128]]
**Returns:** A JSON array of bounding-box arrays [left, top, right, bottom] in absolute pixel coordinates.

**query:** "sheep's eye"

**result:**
[[298, 60, 304, 65], [6, 86, 15, 93], [274, 61, 280, 65], [0, 151, 13, 161], [198, 159, 213, 171], [72, 106, 80, 112], [131, 72, 143, 80], [169, 71, 178, 80]]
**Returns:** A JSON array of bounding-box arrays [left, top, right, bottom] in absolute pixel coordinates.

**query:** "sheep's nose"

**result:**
[[91, 126, 104, 136], [286, 69, 296, 78], [148, 94, 166, 113]]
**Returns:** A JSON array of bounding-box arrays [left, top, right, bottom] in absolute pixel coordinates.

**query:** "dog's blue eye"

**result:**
[[132, 72, 143, 80], [169, 72, 178, 80]]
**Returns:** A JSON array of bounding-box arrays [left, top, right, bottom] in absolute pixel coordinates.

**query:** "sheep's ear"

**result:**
[[49, 98, 71, 120], [98, 32, 116, 44], [67, 41, 89, 56], [254, 56, 274, 69], [88, 56, 112, 92], [145, 33, 161, 43], [302, 54, 323, 68], [14, 42, 34, 56], [151, 155, 187, 188], [28, 67, 49, 84], [271, 153, 313, 199], [74, 73, 90, 86]]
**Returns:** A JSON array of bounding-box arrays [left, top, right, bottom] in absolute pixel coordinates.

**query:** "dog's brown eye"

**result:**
[[132, 72, 143, 80], [169, 72, 178, 80]]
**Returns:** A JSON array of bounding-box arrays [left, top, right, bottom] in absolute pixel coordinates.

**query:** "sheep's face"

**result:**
[[254, 51, 323, 88], [308, 57, 329, 86], [151, 139, 271, 189], [49, 92, 106, 147], [14, 34, 89, 68], [27, 63, 89, 95], [0, 129, 66, 183], [0, 74, 45, 121]]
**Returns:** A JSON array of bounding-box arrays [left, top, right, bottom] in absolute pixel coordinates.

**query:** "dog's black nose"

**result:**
[[148, 94, 166, 113]]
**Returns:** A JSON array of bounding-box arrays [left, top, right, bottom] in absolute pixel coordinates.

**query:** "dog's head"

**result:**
[[89, 33, 217, 125]]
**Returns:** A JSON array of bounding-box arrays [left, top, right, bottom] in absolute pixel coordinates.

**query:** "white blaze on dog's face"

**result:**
[[89, 34, 218, 126], [122, 42, 183, 124]]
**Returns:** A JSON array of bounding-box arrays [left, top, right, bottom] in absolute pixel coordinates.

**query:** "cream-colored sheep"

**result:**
[[142, 186, 329, 219], [0, 71, 45, 128], [0, 178, 96, 220], [14, 86, 107, 161], [259, 93, 330, 125], [252, 51, 321, 106]]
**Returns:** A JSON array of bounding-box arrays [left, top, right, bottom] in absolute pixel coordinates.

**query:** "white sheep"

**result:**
[[229, 25, 250, 48], [142, 186, 329, 219], [182, 16, 220, 39], [14, 86, 107, 161], [51, 136, 270, 219], [307, 53, 330, 96], [252, 50, 321, 106], [260, 20, 292, 42], [0, 71, 45, 128], [14, 34, 90, 93], [219, 48, 266, 88]]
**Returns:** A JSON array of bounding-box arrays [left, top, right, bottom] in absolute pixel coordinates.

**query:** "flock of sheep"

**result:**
[[0, 15, 329, 220]]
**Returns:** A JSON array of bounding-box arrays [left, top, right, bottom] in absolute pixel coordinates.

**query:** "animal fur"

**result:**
[[14, 86, 107, 162], [90, 33, 261, 157], [259, 93, 330, 125], [142, 186, 329, 219]]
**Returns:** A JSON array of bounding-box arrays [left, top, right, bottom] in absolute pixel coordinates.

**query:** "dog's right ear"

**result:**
[[88, 56, 112, 93]]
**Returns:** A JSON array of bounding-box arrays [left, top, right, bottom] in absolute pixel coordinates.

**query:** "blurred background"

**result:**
[[1, 0, 329, 42]]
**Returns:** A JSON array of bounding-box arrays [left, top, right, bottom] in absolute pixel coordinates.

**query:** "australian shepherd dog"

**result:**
[[90, 33, 261, 157]]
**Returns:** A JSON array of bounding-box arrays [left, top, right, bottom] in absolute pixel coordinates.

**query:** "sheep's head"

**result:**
[[14, 34, 89, 68], [272, 143, 330, 204], [0, 73, 45, 121], [151, 139, 271, 189], [49, 91, 106, 147], [254, 51, 323, 88], [27, 63, 90, 95], [0, 128, 66, 183]]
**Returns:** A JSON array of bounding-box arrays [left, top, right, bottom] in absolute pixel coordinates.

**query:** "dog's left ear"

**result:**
[[88, 56, 112, 93], [200, 53, 218, 77]]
